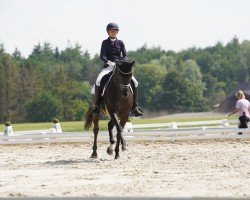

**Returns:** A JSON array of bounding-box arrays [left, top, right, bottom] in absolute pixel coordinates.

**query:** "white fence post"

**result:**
[[221, 119, 229, 127], [124, 122, 133, 133], [4, 125, 13, 136], [51, 118, 62, 133], [53, 123, 62, 133], [170, 122, 178, 129]]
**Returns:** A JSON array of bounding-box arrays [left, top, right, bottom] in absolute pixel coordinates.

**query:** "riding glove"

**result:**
[[107, 60, 116, 67]]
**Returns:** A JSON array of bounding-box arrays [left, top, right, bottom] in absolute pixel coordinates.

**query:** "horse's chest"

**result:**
[[105, 93, 133, 111]]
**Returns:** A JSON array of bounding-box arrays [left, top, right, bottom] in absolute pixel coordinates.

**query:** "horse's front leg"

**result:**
[[107, 120, 115, 155], [110, 113, 122, 159], [115, 130, 122, 159], [121, 136, 127, 151], [120, 119, 128, 151], [90, 115, 99, 158]]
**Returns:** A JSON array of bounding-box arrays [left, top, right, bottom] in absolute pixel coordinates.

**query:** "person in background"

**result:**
[[228, 90, 250, 134]]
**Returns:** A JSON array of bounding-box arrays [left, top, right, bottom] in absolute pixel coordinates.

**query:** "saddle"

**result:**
[[100, 71, 114, 96], [100, 71, 134, 97]]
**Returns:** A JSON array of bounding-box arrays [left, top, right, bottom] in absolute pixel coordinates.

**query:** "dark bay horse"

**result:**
[[84, 60, 135, 159]]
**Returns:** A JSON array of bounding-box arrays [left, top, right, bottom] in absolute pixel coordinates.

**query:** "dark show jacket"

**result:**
[[100, 38, 128, 68]]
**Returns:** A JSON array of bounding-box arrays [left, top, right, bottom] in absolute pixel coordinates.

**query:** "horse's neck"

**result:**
[[110, 72, 120, 90]]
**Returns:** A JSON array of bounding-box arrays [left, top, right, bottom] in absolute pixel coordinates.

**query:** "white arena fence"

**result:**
[[132, 120, 235, 129], [0, 119, 250, 145], [0, 128, 250, 145]]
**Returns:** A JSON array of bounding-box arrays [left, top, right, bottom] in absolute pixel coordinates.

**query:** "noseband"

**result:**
[[120, 83, 131, 91]]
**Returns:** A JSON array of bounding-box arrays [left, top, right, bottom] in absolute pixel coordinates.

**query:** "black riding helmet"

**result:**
[[106, 22, 119, 32]]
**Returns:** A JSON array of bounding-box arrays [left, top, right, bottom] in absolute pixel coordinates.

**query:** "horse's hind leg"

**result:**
[[107, 120, 115, 155], [90, 115, 99, 158]]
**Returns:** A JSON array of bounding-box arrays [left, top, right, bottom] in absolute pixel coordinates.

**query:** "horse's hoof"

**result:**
[[122, 145, 127, 151], [114, 155, 120, 159], [90, 153, 98, 159], [107, 147, 113, 155]]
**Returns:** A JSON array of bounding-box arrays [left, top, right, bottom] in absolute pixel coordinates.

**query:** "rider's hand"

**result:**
[[107, 61, 116, 67]]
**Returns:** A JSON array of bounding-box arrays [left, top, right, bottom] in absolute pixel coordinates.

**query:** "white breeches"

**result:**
[[91, 66, 138, 94], [131, 76, 138, 87], [96, 65, 114, 86]]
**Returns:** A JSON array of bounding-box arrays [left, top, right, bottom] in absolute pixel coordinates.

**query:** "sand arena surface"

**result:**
[[0, 140, 249, 198]]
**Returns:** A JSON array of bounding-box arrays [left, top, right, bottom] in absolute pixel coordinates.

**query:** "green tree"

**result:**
[[134, 63, 165, 111], [182, 59, 205, 90], [69, 99, 89, 121], [26, 92, 63, 122], [128, 45, 166, 65], [162, 71, 208, 112], [0, 55, 20, 122]]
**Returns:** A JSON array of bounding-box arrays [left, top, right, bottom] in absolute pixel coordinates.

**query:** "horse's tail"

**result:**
[[84, 108, 93, 130]]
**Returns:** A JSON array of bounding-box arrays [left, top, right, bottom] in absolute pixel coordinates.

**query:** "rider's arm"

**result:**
[[228, 108, 239, 117], [100, 40, 109, 64], [120, 40, 128, 61]]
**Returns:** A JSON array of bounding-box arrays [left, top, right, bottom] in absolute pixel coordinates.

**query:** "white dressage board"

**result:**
[[0, 126, 249, 145]]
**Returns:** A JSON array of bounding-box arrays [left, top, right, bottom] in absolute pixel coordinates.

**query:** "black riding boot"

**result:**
[[238, 114, 250, 135], [90, 85, 101, 115], [132, 87, 143, 117]]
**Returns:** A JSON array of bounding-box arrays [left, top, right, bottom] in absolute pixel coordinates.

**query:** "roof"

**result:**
[[227, 82, 250, 97], [218, 82, 250, 113]]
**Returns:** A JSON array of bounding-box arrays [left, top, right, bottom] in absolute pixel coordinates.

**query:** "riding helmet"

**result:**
[[106, 22, 119, 32]]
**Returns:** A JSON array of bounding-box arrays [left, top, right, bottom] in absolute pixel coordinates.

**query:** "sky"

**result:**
[[0, 0, 250, 57]]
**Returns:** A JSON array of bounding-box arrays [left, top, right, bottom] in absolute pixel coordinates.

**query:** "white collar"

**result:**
[[110, 37, 117, 42]]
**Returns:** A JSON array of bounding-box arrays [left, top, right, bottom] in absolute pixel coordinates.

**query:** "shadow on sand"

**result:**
[[43, 158, 113, 166]]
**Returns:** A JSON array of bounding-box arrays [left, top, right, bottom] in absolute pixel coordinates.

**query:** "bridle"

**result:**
[[120, 83, 131, 91], [118, 68, 132, 93], [118, 68, 132, 75]]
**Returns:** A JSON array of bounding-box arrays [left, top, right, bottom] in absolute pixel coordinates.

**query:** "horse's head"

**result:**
[[115, 59, 135, 96]]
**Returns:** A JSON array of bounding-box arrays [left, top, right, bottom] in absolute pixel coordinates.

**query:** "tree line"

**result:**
[[0, 37, 249, 122]]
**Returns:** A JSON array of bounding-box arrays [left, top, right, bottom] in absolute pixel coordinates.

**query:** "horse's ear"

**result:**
[[130, 60, 135, 67]]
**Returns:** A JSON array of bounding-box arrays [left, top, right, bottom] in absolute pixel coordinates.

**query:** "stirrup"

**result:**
[[134, 106, 143, 117], [90, 105, 100, 115]]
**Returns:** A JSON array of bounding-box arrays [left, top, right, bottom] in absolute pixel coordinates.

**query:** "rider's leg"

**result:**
[[90, 85, 101, 115], [131, 76, 143, 117], [90, 66, 114, 114]]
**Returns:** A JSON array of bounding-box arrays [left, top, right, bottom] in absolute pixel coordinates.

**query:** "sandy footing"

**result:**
[[0, 140, 249, 197]]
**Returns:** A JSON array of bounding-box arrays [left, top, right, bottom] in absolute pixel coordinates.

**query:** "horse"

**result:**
[[84, 60, 135, 159]]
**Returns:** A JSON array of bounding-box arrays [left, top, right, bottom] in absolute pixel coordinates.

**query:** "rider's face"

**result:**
[[108, 29, 118, 38]]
